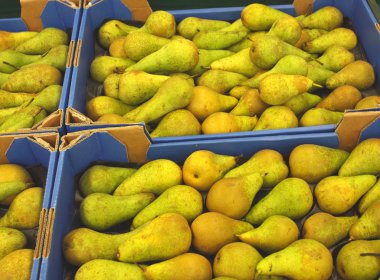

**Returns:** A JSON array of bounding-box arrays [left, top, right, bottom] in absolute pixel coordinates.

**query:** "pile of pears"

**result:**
[[0, 27, 69, 133], [0, 163, 45, 279], [86, 4, 378, 137], [63, 138, 380, 280]]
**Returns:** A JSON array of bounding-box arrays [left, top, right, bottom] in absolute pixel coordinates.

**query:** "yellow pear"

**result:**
[[202, 112, 257, 134]]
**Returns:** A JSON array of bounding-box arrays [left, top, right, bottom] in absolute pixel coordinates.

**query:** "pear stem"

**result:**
[[312, 83, 323, 89], [360, 253, 380, 257], [313, 59, 324, 66], [2, 61, 19, 70]]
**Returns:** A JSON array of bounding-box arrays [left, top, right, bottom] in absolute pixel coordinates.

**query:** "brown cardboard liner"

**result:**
[[43, 208, 55, 258], [34, 208, 48, 259], [376, 23, 380, 34], [293, 0, 314, 15], [74, 40, 82, 68], [66, 40, 75, 68], [66, 107, 93, 125], [35, 109, 64, 131]]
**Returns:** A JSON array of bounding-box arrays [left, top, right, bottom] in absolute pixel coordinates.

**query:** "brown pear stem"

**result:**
[[2, 61, 19, 70], [360, 253, 380, 257], [313, 59, 324, 66]]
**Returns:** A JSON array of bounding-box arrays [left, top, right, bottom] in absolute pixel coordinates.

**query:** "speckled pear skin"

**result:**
[[268, 17, 302, 45], [304, 28, 357, 53], [188, 49, 233, 76], [0, 249, 34, 280], [355, 96, 380, 110], [285, 93, 322, 116], [90, 56, 135, 83], [0, 181, 32, 201], [98, 20, 139, 49], [350, 199, 380, 240], [316, 85, 362, 112], [0, 227, 27, 259], [0, 31, 38, 51], [300, 108, 343, 127], [359, 178, 380, 214], [138, 11, 176, 38], [177, 17, 230, 39], [25, 44, 68, 71], [201, 112, 258, 134], [0, 90, 36, 109], [254, 106, 298, 130], [230, 89, 269, 117], [193, 31, 247, 50], [85, 96, 135, 121], [299, 6, 343, 31], [310, 45, 354, 72], [198, 70, 247, 94], [0, 50, 42, 73]]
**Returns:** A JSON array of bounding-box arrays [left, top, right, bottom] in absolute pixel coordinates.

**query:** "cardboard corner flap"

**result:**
[[42, 208, 55, 259], [66, 107, 93, 125], [30, 134, 59, 151]]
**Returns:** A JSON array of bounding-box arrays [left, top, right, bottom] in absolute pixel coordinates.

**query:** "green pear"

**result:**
[[213, 278, 239, 280], [0, 181, 32, 201], [0, 50, 42, 73], [259, 74, 313, 105], [1, 64, 62, 93], [0, 187, 43, 229], [285, 92, 322, 116], [0, 107, 20, 122], [326, 60, 375, 90], [124, 77, 193, 123], [150, 109, 201, 138], [229, 85, 252, 99], [126, 39, 198, 74], [311, 45, 354, 72], [350, 199, 380, 240], [220, 19, 250, 32], [80, 193, 155, 231], [177, 17, 230, 39], [0, 227, 27, 259], [103, 73, 121, 99], [188, 49, 234, 75], [339, 138, 380, 176], [306, 63, 335, 87], [254, 106, 298, 130], [29, 84, 62, 113], [85, 96, 134, 120], [0, 105, 46, 133], [25, 44, 68, 71], [109, 36, 129, 58], [299, 6, 343, 30], [137, 11, 176, 38], [304, 28, 357, 53], [0, 31, 38, 51], [198, 70, 247, 93], [183, 150, 239, 192], [255, 276, 287, 280], [300, 108, 344, 127], [144, 253, 212, 280], [355, 96, 380, 110], [213, 242, 262, 280], [315, 175, 376, 215], [359, 178, 380, 214], [242, 55, 308, 88], [191, 212, 253, 255], [225, 149, 288, 188], [90, 56, 135, 83], [118, 70, 169, 105], [295, 28, 328, 48], [117, 213, 191, 262], [206, 173, 263, 219], [228, 31, 266, 52], [241, 4, 291, 31], [245, 178, 313, 225], [0, 72, 9, 87], [255, 239, 333, 280], [316, 85, 362, 111], [75, 259, 145, 280], [131, 185, 203, 229], [0, 90, 36, 109], [267, 17, 302, 45], [113, 159, 182, 196], [201, 112, 257, 134], [192, 31, 247, 50], [238, 215, 299, 253], [0, 249, 33, 279], [98, 20, 138, 49], [302, 212, 358, 247], [230, 89, 269, 116]]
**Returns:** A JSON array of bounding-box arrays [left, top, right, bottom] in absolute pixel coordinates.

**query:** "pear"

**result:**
[[259, 74, 313, 105], [0, 227, 27, 259], [15, 27, 68, 54], [359, 178, 380, 214], [285, 93, 322, 116], [304, 28, 357, 53], [183, 150, 238, 192], [250, 35, 312, 69], [229, 85, 252, 99], [0, 249, 33, 280], [337, 240, 380, 280], [85, 96, 134, 120], [0, 181, 32, 201], [126, 39, 198, 74], [138, 11, 176, 38], [113, 159, 182, 196], [255, 276, 287, 280], [188, 49, 234, 76], [187, 86, 238, 121], [317, 85, 362, 111], [267, 17, 302, 45], [97, 114, 132, 124], [213, 278, 238, 280], [117, 213, 191, 263], [0, 72, 9, 87], [131, 185, 203, 229], [242, 55, 308, 88], [0, 105, 46, 133], [90, 56, 135, 83], [118, 70, 169, 105], [245, 178, 313, 225], [289, 144, 349, 183], [230, 89, 269, 116], [350, 199, 380, 240], [144, 253, 212, 280], [29, 84, 62, 113], [255, 239, 333, 280], [26, 44, 68, 71], [103, 73, 121, 99], [315, 175, 376, 215], [299, 6, 343, 30], [98, 20, 138, 49], [75, 259, 145, 280], [206, 173, 263, 219], [238, 215, 299, 253], [1, 64, 62, 93], [0, 90, 36, 109], [300, 108, 344, 127], [228, 31, 266, 52], [0, 50, 42, 73], [209, 48, 261, 77], [198, 70, 247, 93], [241, 4, 291, 31], [306, 63, 335, 87], [302, 212, 358, 247], [109, 36, 128, 58], [214, 242, 262, 280], [295, 29, 328, 48], [202, 112, 258, 134], [124, 77, 193, 123], [150, 109, 201, 138], [225, 149, 289, 188], [177, 17, 230, 39], [192, 31, 247, 50], [311, 45, 354, 72], [254, 106, 298, 130], [0, 31, 38, 51], [79, 165, 136, 196], [80, 193, 155, 231], [191, 212, 253, 255], [355, 96, 380, 110], [339, 138, 380, 176], [220, 19, 250, 32], [326, 60, 375, 90]]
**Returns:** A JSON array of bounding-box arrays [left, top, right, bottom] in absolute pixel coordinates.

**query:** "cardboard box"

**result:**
[[65, 0, 380, 142], [0, 0, 82, 135], [0, 132, 59, 280]]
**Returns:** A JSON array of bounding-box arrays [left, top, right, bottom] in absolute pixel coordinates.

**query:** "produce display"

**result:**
[[0, 163, 45, 279], [0, 28, 69, 133], [85, 4, 378, 137], [61, 138, 380, 280]]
